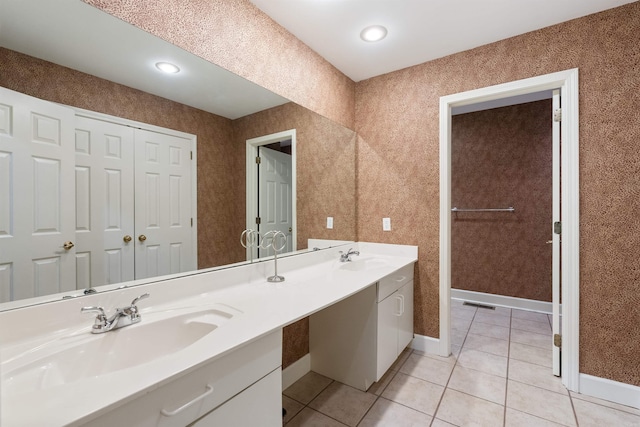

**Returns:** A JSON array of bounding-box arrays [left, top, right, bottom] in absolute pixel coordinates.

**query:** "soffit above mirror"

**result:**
[[0, 0, 289, 120]]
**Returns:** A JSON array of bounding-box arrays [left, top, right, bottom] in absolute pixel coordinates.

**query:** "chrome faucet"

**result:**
[[82, 293, 150, 334], [339, 248, 360, 262]]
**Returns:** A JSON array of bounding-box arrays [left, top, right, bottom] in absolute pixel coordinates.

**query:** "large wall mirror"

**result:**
[[0, 0, 357, 310]]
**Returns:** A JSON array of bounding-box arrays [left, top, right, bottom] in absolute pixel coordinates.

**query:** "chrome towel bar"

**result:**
[[451, 207, 515, 213]]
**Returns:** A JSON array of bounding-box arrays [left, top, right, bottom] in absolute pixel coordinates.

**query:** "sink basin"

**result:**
[[3, 307, 239, 395], [339, 257, 389, 271]]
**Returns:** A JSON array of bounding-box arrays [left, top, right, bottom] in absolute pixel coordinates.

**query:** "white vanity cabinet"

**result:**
[[377, 277, 414, 378], [86, 330, 282, 427], [309, 262, 415, 391]]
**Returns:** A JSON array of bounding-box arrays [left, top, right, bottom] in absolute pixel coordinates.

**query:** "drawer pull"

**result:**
[[394, 275, 406, 282], [161, 384, 214, 417]]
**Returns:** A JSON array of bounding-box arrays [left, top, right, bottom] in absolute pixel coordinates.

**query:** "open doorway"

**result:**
[[246, 129, 297, 260], [439, 69, 580, 391]]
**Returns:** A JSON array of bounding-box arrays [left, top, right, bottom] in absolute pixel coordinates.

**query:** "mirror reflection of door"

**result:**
[[257, 144, 293, 258], [0, 86, 197, 303], [0, 87, 77, 301]]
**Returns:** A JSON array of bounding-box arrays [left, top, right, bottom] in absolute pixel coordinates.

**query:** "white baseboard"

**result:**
[[411, 334, 441, 355], [451, 289, 555, 314], [282, 353, 310, 390], [579, 373, 640, 410]]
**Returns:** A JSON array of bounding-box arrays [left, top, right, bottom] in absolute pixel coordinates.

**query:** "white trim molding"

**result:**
[[282, 353, 310, 390], [410, 334, 441, 355], [579, 374, 640, 410], [451, 290, 556, 314], [439, 68, 580, 390]]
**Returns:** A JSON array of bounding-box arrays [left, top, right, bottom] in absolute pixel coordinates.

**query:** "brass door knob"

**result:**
[[62, 241, 75, 250], [123, 235, 132, 243], [138, 235, 147, 242]]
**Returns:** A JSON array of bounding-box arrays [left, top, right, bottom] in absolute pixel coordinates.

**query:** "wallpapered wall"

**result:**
[[82, 0, 639, 385], [233, 103, 357, 368], [355, 3, 640, 386], [82, 0, 356, 130], [451, 101, 553, 302]]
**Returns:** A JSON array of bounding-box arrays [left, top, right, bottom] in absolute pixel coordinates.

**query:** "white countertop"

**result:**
[[0, 242, 417, 426]]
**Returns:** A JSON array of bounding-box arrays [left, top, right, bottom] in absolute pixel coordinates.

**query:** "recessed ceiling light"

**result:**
[[155, 62, 180, 74], [360, 25, 388, 42]]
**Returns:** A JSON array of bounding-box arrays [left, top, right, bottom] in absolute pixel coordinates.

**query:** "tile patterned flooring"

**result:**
[[282, 300, 640, 426]]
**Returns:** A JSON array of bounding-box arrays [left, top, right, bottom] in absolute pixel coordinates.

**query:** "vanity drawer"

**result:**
[[377, 263, 414, 302], [87, 330, 282, 427]]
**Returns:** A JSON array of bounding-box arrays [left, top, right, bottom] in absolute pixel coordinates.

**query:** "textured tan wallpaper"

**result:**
[[356, 3, 640, 385], [451, 101, 553, 302], [233, 102, 357, 250], [82, 0, 355, 130], [0, 47, 244, 270], [233, 102, 357, 367]]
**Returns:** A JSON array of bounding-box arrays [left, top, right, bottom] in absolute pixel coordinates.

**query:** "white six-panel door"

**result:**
[[74, 116, 135, 288], [0, 87, 196, 303], [134, 129, 194, 279], [0, 87, 76, 302], [258, 146, 293, 257]]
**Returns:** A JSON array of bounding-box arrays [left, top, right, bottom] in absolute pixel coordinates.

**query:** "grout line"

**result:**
[[502, 309, 513, 426], [428, 306, 477, 426], [355, 363, 402, 426]]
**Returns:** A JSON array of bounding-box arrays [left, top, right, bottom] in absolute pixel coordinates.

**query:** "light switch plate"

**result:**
[[382, 217, 391, 231], [327, 217, 334, 229]]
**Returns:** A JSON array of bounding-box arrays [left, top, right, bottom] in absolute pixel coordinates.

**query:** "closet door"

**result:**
[[0, 87, 76, 301], [134, 129, 194, 279], [74, 116, 135, 288]]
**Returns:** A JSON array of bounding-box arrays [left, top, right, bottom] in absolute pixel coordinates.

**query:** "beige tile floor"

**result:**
[[282, 300, 640, 426]]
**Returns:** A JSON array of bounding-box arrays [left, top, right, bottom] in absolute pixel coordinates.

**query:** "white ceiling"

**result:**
[[250, 0, 637, 82]]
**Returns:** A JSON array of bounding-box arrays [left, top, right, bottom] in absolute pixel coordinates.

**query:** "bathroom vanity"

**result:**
[[310, 262, 414, 390], [0, 242, 417, 426]]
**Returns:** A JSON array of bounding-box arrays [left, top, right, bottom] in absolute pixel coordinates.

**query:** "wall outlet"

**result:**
[[382, 217, 391, 231], [327, 216, 334, 229]]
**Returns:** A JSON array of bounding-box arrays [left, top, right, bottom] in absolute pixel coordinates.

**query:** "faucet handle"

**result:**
[[130, 293, 150, 307], [81, 306, 108, 329], [128, 293, 150, 320]]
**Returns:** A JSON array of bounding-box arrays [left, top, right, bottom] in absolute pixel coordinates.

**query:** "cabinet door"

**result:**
[[397, 281, 414, 352], [190, 369, 281, 427], [377, 291, 402, 380]]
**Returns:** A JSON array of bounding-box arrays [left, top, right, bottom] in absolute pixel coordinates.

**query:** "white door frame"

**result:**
[[246, 129, 297, 260], [439, 69, 580, 391]]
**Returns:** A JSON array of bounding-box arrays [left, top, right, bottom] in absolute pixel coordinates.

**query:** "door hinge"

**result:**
[[554, 108, 562, 122], [554, 221, 562, 235], [256, 217, 261, 225], [554, 333, 562, 348], [256, 156, 261, 164]]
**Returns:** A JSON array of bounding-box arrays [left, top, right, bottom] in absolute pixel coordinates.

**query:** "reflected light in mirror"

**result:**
[[155, 62, 180, 74]]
